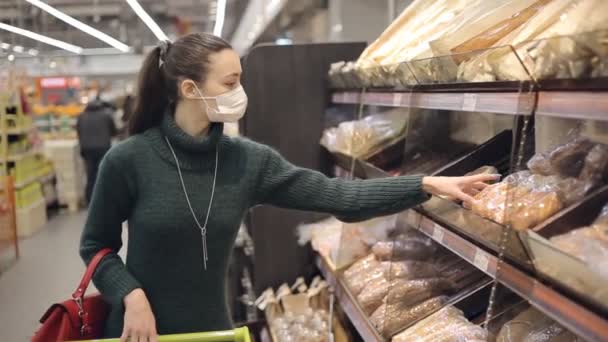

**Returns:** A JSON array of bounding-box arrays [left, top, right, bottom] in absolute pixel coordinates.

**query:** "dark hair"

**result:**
[[129, 33, 232, 134]]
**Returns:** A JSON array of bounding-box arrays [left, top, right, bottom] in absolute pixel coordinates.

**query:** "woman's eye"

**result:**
[[226, 83, 236, 88]]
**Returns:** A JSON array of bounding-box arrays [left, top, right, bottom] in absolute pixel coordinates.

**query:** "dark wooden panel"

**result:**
[[242, 42, 366, 293]]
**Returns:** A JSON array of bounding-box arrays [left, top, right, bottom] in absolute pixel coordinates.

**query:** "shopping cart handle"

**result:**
[[74, 327, 251, 342]]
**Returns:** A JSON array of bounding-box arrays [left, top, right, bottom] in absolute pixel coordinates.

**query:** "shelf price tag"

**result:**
[[393, 93, 403, 107], [462, 93, 477, 111], [432, 224, 444, 243], [473, 248, 490, 274]]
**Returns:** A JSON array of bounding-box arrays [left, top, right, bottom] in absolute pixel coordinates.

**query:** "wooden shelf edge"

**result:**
[[406, 210, 608, 342], [315, 256, 384, 342]]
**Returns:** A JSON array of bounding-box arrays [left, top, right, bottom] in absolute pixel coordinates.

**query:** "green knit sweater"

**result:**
[[79, 113, 430, 337]]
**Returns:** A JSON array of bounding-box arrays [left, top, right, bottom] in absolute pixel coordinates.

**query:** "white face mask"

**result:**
[[190, 82, 248, 123]]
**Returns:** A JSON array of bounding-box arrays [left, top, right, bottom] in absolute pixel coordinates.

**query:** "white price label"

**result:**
[[393, 93, 404, 106], [462, 93, 477, 111], [473, 249, 490, 273], [432, 224, 444, 243]]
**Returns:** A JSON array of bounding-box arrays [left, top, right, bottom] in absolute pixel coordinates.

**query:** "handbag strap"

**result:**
[[72, 248, 113, 300]]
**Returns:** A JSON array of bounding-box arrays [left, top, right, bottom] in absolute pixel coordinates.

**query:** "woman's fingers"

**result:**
[[120, 329, 130, 342], [455, 190, 475, 206], [464, 173, 500, 184]]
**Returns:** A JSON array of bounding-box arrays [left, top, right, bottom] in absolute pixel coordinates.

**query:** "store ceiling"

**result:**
[[0, 0, 248, 54]]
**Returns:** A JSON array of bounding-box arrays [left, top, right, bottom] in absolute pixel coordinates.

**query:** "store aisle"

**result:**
[[0, 211, 126, 341]]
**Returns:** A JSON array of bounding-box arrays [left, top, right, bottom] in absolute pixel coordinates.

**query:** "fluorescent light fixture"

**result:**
[[125, 0, 168, 41], [13, 45, 24, 53], [1, 43, 10, 49], [28, 49, 39, 56], [8, 54, 15, 61], [49, 61, 57, 68], [213, 0, 227, 37], [0, 22, 82, 54], [26, 0, 130, 52]]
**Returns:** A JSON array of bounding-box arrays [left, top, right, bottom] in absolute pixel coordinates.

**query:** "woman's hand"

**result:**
[[122, 288, 158, 342], [422, 174, 500, 206]]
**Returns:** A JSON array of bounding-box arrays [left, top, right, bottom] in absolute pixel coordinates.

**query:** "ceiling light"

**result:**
[[8, 54, 15, 61], [49, 61, 57, 68], [125, 0, 168, 41], [28, 49, 39, 56], [213, 0, 226, 37], [0, 22, 82, 54], [13, 45, 24, 53], [1, 43, 10, 49], [26, 0, 129, 52]]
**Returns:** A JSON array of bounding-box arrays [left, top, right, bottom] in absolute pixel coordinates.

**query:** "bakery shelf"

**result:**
[[316, 255, 383, 342], [402, 209, 608, 342], [332, 91, 535, 115], [536, 91, 608, 121]]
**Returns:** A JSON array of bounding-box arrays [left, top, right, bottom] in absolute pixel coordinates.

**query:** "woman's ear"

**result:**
[[180, 80, 199, 99]]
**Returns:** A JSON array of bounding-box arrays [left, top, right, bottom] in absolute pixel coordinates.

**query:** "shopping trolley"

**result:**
[[75, 327, 252, 342]]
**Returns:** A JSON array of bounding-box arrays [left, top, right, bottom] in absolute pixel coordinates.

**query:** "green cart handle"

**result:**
[[75, 327, 251, 342]]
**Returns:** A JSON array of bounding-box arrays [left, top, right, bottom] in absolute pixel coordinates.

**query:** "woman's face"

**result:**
[[180, 48, 242, 99]]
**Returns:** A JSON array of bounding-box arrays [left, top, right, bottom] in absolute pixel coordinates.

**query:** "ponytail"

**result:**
[[129, 46, 168, 135], [128, 33, 232, 135]]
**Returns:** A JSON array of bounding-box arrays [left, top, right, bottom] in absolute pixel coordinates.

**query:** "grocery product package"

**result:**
[[320, 111, 407, 159], [371, 296, 449, 337], [297, 215, 397, 269], [459, 0, 608, 82], [392, 306, 487, 342], [496, 307, 583, 341], [260, 277, 350, 342], [550, 203, 608, 279], [357, 0, 478, 68], [371, 232, 437, 261]]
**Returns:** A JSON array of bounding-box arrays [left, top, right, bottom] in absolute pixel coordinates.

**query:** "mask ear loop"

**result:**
[[190, 81, 216, 116]]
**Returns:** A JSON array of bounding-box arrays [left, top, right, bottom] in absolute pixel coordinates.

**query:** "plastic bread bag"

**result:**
[[320, 111, 407, 158], [357, 276, 390, 315], [393, 306, 488, 342], [345, 262, 386, 296], [431, 0, 550, 59], [372, 233, 437, 261], [357, 0, 474, 66], [343, 254, 379, 283], [380, 260, 439, 280], [372, 295, 449, 337], [497, 307, 584, 342], [509, 191, 563, 231], [579, 144, 608, 184], [385, 278, 453, 306], [548, 137, 595, 178], [594, 204, 608, 226], [550, 224, 608, 279]]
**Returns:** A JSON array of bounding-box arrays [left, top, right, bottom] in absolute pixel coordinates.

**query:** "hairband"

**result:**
[[158, 40, 171, 68]]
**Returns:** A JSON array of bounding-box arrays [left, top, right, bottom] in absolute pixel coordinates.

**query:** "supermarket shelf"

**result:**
[[403, 209, 608, 342], [3, 148, 41, 163], [536, 91, 608, 121], [13, 172, 55, 189], [316, 256, 383, 342], [16, 198, 46, 213], [6, 126, 31, 135], [332, 91, 535, 115]]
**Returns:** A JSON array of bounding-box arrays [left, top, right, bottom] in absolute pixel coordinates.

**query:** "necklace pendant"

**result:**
[[201, 230, 208, 270]]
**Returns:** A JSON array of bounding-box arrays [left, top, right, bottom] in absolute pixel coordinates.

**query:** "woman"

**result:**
[[80, 33, 496, 342]]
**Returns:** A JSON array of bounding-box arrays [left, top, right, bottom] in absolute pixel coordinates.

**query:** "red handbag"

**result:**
[[32, 248, 113, 342]]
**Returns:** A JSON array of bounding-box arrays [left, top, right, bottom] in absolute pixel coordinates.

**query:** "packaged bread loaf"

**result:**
[[385, 278, 453, 307], [392, 306, 488, 342], [343, 254, 379, 282], [357, 276, 390, 315], [380, 260, 438, 280], [548, 138, 595, 178], [345, 262, 385, 296], [579, 144, 608, 184], [372, 296, 449, 337], [497, 307, 583, 342], [371, 232, 437, 261]]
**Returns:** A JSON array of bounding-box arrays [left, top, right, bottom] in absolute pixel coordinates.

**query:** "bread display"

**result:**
[[392, 306, 488, 342], [496, 307, 583, 342]]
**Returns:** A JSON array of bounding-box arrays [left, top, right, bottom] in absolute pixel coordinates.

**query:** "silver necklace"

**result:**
[[164, 136, 218, 270]]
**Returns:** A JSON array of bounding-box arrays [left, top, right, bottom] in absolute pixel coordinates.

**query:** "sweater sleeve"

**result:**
[[253, 146, 430, 222], [79, 152, 141, 306]]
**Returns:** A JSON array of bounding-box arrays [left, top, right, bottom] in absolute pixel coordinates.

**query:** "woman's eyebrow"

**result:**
[[223, 72, 241, 78]]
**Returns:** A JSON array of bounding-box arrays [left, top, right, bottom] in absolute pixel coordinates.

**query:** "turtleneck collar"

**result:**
[[144, 112, 225, 171]]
